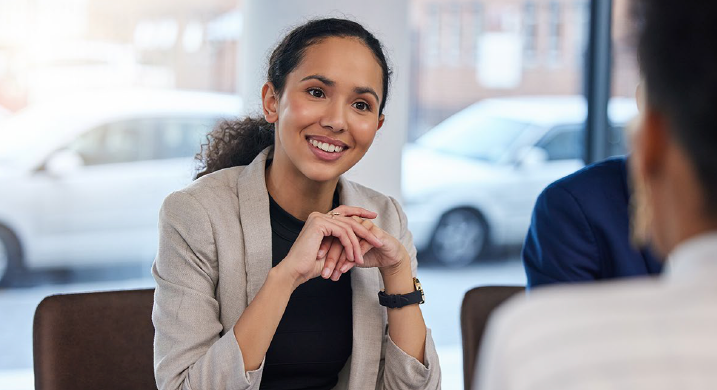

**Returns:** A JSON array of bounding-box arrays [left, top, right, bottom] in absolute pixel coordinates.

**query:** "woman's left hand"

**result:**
[[319, 216, 408, 281]]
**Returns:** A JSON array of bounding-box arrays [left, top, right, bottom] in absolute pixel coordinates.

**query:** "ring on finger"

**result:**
[[328, 211, 341, 218]]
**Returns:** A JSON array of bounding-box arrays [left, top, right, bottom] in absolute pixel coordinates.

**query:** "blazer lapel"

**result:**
[[341, 178, 386, 389], [236, 147, 273, 303]]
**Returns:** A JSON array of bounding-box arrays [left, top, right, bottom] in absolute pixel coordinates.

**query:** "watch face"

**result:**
[[413, 278, 425, 304]]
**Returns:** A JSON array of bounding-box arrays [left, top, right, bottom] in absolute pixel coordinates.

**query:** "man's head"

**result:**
[[630, 0, 717, 256]]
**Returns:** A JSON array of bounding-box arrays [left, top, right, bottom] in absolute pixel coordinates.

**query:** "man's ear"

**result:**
[[640, 104, 669, 177], [377, 114, 385, 131], [262, 82, 279, 123]]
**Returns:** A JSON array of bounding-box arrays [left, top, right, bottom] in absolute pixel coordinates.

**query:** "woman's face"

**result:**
[[264, 36, 385, 183]]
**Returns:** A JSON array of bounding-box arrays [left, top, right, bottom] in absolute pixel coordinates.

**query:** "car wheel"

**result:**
[[430, 208, 488, 267], [0, 227, 22, 287]]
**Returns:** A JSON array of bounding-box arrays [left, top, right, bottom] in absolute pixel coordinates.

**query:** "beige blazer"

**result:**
[[152, 147, 441, 390]]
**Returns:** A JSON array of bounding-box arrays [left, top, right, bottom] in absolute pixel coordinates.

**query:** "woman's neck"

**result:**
[[265, 158, 338, 221]]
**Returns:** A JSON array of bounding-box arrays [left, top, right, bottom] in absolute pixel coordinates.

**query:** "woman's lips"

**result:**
[[307, 138, 346, 162]]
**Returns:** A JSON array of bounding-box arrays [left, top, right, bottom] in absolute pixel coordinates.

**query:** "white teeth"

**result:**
[[309, 139, 344, 153]]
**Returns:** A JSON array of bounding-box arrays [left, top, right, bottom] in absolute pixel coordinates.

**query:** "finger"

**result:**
[[322, 238, 344, 279], [334, 251, 349, 278], [336, 250, 356, 274], [331, 252, 349, 281], [325, 216, 364, 264], [351, 216, 384, 248], [332, 205, 378, 219], [317, 237, 332, 259], [321, 217, 357, 262], [340, 259, 356, 274], [341, 216, 382, 249], [359, 239, 374, 256], [331, 268, 342, 281]]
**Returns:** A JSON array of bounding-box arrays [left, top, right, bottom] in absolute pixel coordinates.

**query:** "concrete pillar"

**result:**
[[241, 0, 409, 200]]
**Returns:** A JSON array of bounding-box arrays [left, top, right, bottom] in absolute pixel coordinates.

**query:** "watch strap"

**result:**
[[378, 289, 424, 308]]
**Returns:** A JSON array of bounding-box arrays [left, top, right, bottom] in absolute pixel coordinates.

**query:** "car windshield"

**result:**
[[416, 109, 529, 163], [0, 108, 80, 166]]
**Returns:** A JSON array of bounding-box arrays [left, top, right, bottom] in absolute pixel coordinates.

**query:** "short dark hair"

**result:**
[[633, 0, 717, 216]]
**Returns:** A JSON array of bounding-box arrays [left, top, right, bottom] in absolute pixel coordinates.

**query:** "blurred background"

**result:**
[[0, 0, 638, 388]]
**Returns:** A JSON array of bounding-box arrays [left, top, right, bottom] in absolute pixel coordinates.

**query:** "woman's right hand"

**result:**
[[277, 205, 383, 289]]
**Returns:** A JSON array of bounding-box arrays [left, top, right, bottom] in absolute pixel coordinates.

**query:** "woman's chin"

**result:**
[[301, 165, 345, 183]]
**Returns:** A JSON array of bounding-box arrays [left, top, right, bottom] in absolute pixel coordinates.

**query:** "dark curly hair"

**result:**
[[195, 18, 392, 179]]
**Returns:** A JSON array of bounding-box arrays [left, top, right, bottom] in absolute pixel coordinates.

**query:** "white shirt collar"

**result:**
[[665, 231, 717, 281]]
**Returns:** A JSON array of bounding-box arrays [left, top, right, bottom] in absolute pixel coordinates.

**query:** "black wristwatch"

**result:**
[[378, 277, 425, 308]]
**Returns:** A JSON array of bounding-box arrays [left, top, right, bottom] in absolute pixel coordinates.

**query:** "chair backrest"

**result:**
[[461, 285, 525, 390], [33, 288, 157, 390]]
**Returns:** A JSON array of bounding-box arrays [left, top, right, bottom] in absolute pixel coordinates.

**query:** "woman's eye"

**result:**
[[353, 102, 370, 111], [308, 88, 324, 98]]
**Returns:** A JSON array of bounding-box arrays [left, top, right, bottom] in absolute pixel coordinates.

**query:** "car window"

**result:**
[[537, 125, 584, 161], [416, 113, 528, 163], [153, 117, 219, 160], [68, 120, 154, 165]]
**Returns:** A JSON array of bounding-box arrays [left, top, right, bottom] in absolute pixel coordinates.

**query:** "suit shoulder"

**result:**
[[340, 179, 404, 221], [342, 179, 392, 205], [164, 166, 245, 213], [543, 156, 627, 198], [182, 166, 244, 196], [343, 179, 383, 196]]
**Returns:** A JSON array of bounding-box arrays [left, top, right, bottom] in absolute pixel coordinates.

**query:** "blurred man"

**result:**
[[476, 0, 717, 389], [523, 155, 662, 288]]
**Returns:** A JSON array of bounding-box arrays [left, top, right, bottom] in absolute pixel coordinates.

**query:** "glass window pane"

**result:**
[[0, 2, 612, 389], [153, 117, 218, 160], [611, 0, 640, 153], [407, 3, 591, 382], [0, 1, 241, 385]]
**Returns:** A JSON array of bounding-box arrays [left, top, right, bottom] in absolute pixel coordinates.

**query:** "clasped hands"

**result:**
[[281, 205, 408, 288]]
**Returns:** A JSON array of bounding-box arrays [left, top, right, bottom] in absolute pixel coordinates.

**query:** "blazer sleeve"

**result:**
[[376, 197, 442, 390], [522, 183, 602, 289], [152, 191, 264, 390]]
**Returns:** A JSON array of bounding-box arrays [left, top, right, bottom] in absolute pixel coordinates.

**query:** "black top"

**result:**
[[260, 191, 353, 390]]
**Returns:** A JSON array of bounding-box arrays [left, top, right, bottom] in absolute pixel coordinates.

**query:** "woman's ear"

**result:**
[[262, 82, 279, 123], [377, 114, 385, 131]]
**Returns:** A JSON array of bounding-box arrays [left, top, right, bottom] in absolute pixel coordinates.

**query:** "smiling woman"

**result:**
[[152, 18, 441, 390]]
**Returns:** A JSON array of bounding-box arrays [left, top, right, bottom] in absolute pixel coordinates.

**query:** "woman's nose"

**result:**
[[320, 100, 347, 132]]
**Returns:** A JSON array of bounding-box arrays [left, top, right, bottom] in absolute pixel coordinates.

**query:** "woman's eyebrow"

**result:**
[[301, 74, 379, 103], [301, 74, 334, 86], [354, 87, 379, 103]]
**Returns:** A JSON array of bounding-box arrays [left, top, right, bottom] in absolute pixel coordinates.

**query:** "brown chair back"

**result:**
[[33, 288, 157, 390], [461, 285, 525, 390]]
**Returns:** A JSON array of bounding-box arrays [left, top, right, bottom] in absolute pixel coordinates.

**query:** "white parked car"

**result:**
[[402, 96, 637, 267], [0, 89, 241, 285]]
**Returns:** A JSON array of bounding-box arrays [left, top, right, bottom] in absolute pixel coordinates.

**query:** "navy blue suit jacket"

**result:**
[[523, 156, 662, 289]]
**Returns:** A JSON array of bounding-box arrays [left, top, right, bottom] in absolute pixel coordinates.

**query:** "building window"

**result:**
[[425, 3, 440, 66], [468, 2, 483, 66], [443, 3, 461, 67], [574, 0, 590, 66], [548, 0, 563, 66], [523, 1, 538, 66]]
